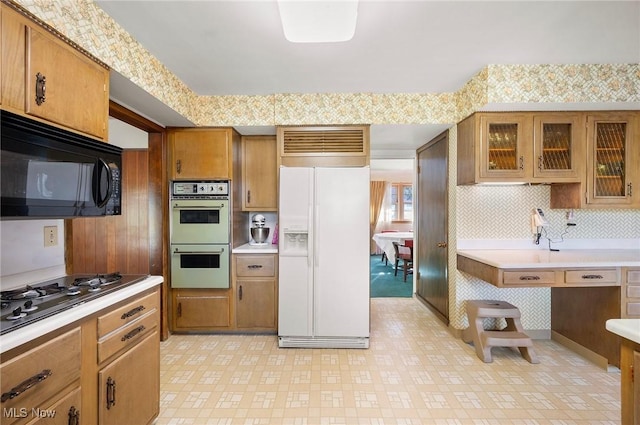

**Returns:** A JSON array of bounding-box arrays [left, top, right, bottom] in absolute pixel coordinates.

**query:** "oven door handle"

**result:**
[[172, 203, 226, 209], [172, 248, 225, 255]]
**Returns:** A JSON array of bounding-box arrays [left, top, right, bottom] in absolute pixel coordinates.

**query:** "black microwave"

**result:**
[[1, 111, 122, 219]]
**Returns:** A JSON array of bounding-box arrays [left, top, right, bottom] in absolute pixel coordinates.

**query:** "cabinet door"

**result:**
[[25, 26, 108, 140], [25, 387, 81, 425], [99, 332, 159, 425], [533, 113, 583, 180], [236, 279, 276, 329], [586, 113, 637, 207], [479, 114, 529, 180], [173, 290, 230, 329], [169, 129, 232, 180], [242, 136, 277, 211]]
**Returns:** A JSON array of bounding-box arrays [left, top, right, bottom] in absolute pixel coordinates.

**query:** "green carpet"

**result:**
[[370, 254, 413, 298]]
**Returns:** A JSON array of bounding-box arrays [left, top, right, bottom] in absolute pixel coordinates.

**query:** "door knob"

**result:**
[[436, 242, 447, 248]]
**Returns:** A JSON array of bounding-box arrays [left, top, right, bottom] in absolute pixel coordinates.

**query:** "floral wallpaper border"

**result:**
[[10, 0, 640, 128]]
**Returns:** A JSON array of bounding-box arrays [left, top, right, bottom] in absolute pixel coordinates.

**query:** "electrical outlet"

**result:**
[[44, 226, 58, 247]]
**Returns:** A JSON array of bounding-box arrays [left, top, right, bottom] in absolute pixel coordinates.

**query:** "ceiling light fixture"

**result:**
[[277, 0, 359, 43]]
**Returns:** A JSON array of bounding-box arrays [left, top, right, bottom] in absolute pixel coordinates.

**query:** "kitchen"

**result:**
[[1, 0, 640, 424]]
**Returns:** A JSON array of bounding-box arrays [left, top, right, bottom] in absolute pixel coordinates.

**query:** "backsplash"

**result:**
[[0, 219, 66, 289]]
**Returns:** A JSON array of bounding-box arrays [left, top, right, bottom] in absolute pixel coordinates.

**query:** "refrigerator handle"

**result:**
[[314, 203, 320, 266]]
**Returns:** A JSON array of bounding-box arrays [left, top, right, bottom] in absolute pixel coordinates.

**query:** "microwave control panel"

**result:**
[[172, 181, 229, 198]]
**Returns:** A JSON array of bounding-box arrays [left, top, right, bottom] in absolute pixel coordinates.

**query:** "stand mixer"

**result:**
[[250, 214, 270, 245]]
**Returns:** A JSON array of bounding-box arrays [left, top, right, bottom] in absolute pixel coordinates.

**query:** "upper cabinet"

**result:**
[[551, 111, 639, 209], [241, 135, 277, 211], [168, 128, 240, 180], [1, 4, 109, 140], [457, 112, 583, 184], [585, 112, 638, 207]]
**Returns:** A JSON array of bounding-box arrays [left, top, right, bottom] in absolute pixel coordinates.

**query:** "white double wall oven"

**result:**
[[170, 181, 230, 288]]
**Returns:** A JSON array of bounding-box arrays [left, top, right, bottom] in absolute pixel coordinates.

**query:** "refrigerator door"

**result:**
[[314, 167, 370, 338], [278, 167, 313, 337]]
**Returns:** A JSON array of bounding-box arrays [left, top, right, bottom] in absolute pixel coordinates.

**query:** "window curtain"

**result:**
[[370, 181, 388, 254]]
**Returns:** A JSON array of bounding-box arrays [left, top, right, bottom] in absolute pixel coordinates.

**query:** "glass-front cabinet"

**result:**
[[478, 113, 528, 180], [586, 112, 638, 207], [533, 113, 582, 180]]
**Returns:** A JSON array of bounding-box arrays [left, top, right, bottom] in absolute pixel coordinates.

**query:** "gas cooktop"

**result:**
[[0, 273, 149, 335]]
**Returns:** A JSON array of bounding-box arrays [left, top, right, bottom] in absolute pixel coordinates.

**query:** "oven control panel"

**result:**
[[172, 181, 229, 197]]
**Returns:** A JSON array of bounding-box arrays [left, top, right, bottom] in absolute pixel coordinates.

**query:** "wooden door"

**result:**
[[415, 131, 449, 323]]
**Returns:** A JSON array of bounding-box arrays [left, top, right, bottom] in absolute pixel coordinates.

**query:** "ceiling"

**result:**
[[96, 0, 640, 157]]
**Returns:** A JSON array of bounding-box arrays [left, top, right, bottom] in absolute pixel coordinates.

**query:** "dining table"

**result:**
[[372, 232, 414, 265]]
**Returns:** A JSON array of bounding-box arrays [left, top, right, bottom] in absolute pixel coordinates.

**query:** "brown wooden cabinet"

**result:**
[[234, 254, 277, 331], [96, 289, 160, 425], [622, 268, 640, 318], [25, 388, 81, 425], [241, 135, 278, 211], [1, 3, 109, 140], [168, 128, 240, 180], [458, 112, 583, 184], [0, 328, 81, 425], [585, 112, 639, 208], [620, 339, 640, 425], [171, 289, 232, 330]]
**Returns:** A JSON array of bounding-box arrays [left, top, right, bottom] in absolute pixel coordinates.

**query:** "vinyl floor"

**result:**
[[155, 297, 621, 424]]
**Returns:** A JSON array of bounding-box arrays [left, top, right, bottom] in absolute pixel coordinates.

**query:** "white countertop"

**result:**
[[606, 319, 640, 345], [0, 275, 163, 354], [457, 249, 640, 269], [233, 243, 278, 254]]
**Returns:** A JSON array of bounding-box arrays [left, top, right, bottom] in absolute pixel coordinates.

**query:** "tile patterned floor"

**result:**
[[156, 298, 621, 424]]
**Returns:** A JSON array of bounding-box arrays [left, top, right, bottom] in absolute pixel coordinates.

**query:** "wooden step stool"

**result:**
[[462, 300, 539, 364]]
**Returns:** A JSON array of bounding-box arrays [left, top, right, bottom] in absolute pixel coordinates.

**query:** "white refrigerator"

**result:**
[[278, 166, 370, 349]]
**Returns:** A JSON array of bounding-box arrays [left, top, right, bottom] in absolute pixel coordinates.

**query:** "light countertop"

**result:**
[[606, 319, 640, 345], [0, 275, 163, 354], [457, 249, 640, 269], [233, 243, 278, 254]]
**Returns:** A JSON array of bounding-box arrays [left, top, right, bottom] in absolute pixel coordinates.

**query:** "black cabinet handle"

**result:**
[[106, 377, 116, 409], [519, 276, 541, 281], [248, 264, 263, 269], [581, 274, 603, 279], [35, 72, 46, 105], [1, 369, 52, 402], [121, 305, 145, 320], [239, 285, 243, 301], [68, 406, 80, 425], [121, 325, 146, 342], [176, 159, 182, 174], [177, 302, 182, 318], [247, 190, 251, 204]]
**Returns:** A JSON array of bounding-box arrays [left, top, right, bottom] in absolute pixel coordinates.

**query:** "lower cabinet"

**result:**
[[234, 254, 277, 331], [620, 339, 640, 425], [0, 328, 81, 425], [96, 289, 160, 425], [171, 289, 231, 330], [622, 268, 640, 318], [98, 333, 159, 425]]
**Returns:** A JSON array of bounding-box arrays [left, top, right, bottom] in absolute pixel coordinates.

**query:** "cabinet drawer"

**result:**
[[98, 310, 158, 364], [628, 270, 640, 284], [627, 285, 640, 298], [97, 291, 159, 338], [0, 328, 80, 423], [503, 271, 556, 285], [565, 269, 618, 285], [236, 255, 275, 277], [627, 302, 640, 317]]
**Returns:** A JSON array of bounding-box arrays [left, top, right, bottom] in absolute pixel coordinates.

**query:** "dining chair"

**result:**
[[392, 241, 413, 282]]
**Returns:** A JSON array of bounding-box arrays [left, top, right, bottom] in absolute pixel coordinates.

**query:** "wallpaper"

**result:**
[[11, 0, 640, 128]]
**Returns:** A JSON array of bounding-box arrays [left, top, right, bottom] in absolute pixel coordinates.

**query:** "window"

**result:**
[[390, 183, 412, 222]]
